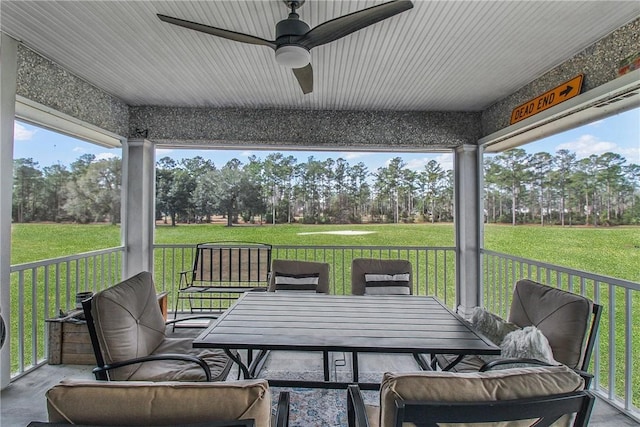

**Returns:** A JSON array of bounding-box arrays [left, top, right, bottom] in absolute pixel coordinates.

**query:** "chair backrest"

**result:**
[[377, 366, 592, 427], [192, 242, 272, 285], [83, 271, 166, 380], [350, 258, 412, 296], [508, 279, 602, 371], [44, 379, 273, 427], [268, 259, 331, 293]]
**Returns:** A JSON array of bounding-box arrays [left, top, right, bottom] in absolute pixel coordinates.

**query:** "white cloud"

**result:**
[[93, 152, 118, 162], [555, 134, 618, 159], [156, 148, 174, 156], [343, 152, 371, 160], [620, 146, 640, 164], [405, 153, 454, 171], [239, 150, 253, 157], [14, 123, 36, 141], [73, 146, 86, 153]]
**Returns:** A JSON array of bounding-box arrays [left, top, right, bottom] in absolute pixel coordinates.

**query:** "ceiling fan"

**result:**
[[158, 0, 413, 95]]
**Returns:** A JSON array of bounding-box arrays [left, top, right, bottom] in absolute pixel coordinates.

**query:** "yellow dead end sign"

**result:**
[[510, 74, 584, 125]]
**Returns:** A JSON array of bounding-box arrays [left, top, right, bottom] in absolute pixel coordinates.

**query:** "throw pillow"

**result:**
[[500, 325, 556, 363], [364, 273, 410, 295], [471, 307, 519, 346], [274, 273, 320, 292]]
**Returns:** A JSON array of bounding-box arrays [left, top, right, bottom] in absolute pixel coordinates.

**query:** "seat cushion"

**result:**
[[46, 379, 272, 427], [268, 260, 330, 293], [509, 279, 592, 369], [377, 366, 584, 427], [273, 272, 320, 292], [123, 337, 233, 382], [92, 271, 166, 380], [351, 259, 412, 296], [364, 273, 411, 295]]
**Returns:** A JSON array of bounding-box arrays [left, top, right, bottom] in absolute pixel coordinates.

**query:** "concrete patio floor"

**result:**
[[1, 328, 637, 426]]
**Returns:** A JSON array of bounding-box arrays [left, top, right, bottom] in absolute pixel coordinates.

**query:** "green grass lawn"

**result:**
[[11, 222, 639, 283]]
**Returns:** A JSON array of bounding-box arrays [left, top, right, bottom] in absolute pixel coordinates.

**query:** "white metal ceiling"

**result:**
[[1, 1, 639, 111]]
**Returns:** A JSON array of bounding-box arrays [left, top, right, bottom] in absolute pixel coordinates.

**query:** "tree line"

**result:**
[[12, 149, 640, 226]]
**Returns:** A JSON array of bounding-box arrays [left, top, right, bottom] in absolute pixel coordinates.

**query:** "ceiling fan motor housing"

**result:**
[[275, 13, 311, 68]]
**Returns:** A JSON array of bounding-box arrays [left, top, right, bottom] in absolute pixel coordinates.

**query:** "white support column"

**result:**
[[122, 138, 155, 278], [0, 33, 18, 389], [454, 144, 481, 320]]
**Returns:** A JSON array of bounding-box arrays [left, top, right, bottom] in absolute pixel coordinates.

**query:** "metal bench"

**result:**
[[174, 242, 272, 316]]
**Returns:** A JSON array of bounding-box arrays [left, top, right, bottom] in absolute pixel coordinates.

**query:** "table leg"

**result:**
[[443, 354, 464, 371], [352, 352, 359, 383], [323, 350, 330, 381], [413, 353, 432, 370], [224, 349, 251, 379]]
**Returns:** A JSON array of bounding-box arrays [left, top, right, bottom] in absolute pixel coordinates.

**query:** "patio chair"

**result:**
[[350, 258, 412, 296], [82, 271, 234, 381], [28, 378, 289, 427], [347, 258, 417, 374], [255, 259, 332, 379], [268, 259, 331, 293], [434, 279, 602, 382], [347, 365, 595, 427]]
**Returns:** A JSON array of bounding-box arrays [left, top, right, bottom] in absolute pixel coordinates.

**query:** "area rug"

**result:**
[[263, 370, 380, 427]]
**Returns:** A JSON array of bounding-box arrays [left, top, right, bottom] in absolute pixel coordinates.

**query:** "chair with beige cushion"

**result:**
[[29, 379, 289, 427], [347, 365, 595, 427], [434, 279, 602, 378], [268, 259, 331, 293], [351, 258, 412, 296], [82, 271, 233, 382]]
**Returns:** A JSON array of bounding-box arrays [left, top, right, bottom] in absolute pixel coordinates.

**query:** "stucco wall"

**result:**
[[482, 17, 640, 136], [129, 107, 482, 150], [15, 45, 129, 137]]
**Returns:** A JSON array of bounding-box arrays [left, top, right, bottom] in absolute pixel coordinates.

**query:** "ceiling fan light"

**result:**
[[275, 45, 310, 68]]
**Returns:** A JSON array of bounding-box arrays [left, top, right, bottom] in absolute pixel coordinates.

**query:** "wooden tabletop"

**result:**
[[194, 292, 499, 356]]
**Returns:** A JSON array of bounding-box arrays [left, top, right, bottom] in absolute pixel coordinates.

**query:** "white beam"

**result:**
[[0, 32, 18, 389], [454, 144, 481, 319], [122, 138, 155, 277]]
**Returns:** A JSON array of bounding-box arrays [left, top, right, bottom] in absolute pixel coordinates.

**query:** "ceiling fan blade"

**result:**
[[292, 64, 313, 94], [298, 0, 413, 50], [157, 14, 276, 49]]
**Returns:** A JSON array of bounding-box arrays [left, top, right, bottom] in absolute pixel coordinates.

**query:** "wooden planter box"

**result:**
[[46, 310, 94, 365]]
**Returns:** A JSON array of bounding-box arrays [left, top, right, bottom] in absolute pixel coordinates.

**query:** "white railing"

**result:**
[[8, 247, 124, 379], [482, 249, 640, 422], [153, 244, 457, 311], [8, 244, 637, 422]]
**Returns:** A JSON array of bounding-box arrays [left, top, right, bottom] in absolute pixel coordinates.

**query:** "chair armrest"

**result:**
[[179, 270, 192, 287], [94, 353, 212, 381], [572, 368, 594, 389], [165, 315, 219, 327], [479, 358, 553, 372], [347, 385, 370, 427], [274, 391, 290, 427]]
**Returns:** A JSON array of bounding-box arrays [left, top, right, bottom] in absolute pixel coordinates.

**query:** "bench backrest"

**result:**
[[192, 242, 272, 285]]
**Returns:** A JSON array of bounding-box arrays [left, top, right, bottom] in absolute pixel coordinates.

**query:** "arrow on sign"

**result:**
[[559, 85, 573, 97]]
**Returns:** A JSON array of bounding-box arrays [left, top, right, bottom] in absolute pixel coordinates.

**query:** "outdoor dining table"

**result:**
[[193, 292, 500, 389]]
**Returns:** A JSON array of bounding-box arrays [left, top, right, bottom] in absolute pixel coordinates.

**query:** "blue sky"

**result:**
[[13, 107, 639, 172]]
